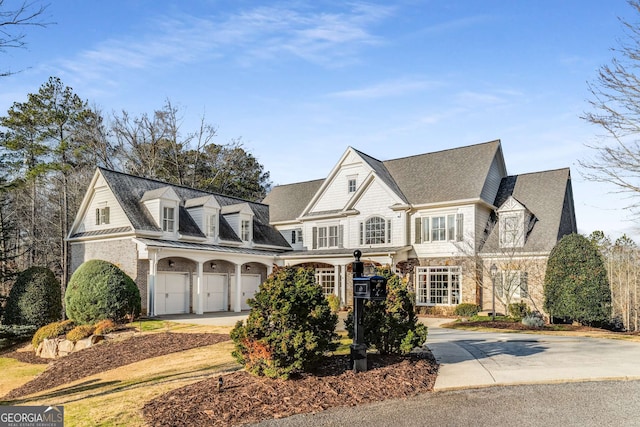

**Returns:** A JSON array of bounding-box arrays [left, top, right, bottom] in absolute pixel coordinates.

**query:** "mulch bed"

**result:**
[[3, 332, 229, 400], [142, 352, 438, 427]]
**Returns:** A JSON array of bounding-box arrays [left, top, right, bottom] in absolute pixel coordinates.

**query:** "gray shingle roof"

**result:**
[[96, 168, 290, 249], [481, 168, 576, 253], [263, 140, 501, 221]]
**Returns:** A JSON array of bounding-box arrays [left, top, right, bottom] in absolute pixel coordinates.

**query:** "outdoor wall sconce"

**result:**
[[246, 265, 251, 271], [168, 259, 175, 267], [210, 262, 216, 270]]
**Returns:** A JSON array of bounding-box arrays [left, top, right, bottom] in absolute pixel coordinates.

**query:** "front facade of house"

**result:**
[[68, 140, 577, 317]]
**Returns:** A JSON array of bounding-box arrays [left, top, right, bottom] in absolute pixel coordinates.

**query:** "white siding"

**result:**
[[79, 187, 130, 233], [480, 155, 506, 203], [311, 162, 368, 213]]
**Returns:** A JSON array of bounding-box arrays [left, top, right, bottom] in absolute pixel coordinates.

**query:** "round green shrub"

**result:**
[[65, 260, 141, 324], [3, 266, 61, 327], [454, 303, 480, 317], [345, 267, 428, 355], [231, 267, 338, 379]]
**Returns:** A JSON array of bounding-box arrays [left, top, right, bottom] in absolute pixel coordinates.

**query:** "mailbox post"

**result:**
[[350, 250, 387, 373]]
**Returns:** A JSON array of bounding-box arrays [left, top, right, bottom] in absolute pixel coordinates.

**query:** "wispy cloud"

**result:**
[[55, 2, 394, 84], [327, 77, 441, 99]]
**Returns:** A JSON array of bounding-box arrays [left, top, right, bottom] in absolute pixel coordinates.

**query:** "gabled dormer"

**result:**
[[497, 196, 533, 248], [140, 186, 180, 238], [185, 195, 221, 242], [221, 203, 254, 245]]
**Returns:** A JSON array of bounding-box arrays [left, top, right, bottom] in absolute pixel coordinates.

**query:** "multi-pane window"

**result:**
[[315, 268, 336, 296], [318, 227, 328, 247], [291, 229, 303, 244], [95, 206, 110, 225], [416, 266, 461, 305], [328, 226, 339, 247], [241, 219, 251, 241], [416, 213, 464, 243], [162, 207, 175, 232], [314, 225, 341, 249], [207, 214, 217, 237], [348, 178, 356, 193], [496, 270, 528, 299], [500, 214, 524, 248], [359, 217, 390, 245]]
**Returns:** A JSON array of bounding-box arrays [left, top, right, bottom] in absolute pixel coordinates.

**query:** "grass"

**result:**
[[1, 323, 240, 427]]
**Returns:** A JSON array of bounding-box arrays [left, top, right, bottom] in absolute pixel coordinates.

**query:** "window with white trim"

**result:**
[[415, 213, 463, 243], [95, 206, 110, 225], [500, 213, 524, 248], [348, 178, 357, 193], [315, 268, 336, 296], [496, 270, 528, 299], [207, 213, 217, 237], [291, 229, 302, 244], [241, 219, 251, 241], [360, 216, 391, 245], [416, 266, 461, 305], [313, 225, 342, 249], [162, 207, 175, 232]]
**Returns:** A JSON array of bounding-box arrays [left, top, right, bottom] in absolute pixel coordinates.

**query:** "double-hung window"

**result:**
[[416, 266, 461, 305], [496, 270, 528, 299], [95, 206, 110, 225], [241, 219, 251, 241], [313, 225, 342, 249], [207, 214, 217, 237], [416, 213, 464, 243], [162, 207, 175, 232], [315, 268, 336, 296]]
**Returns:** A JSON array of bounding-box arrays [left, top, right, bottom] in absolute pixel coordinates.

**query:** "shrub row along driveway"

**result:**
[[424, 319, 640, 390]]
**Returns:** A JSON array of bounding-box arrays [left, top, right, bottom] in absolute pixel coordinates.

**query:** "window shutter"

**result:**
[[104, 207, 110, 224], [95, 208, 100, 225], [339, 225, 344, 248], [497, 274, 504, 298], [359, 222, 364, 245], [456, 213, 463, 242], [312, 227, 317, 249], [520, 272, 529, 298], [414, 217, 422, 244], [387, 219, 391, 243], [291, 230, 296, 244]]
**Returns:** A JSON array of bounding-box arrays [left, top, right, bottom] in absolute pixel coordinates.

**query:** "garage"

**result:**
[[230, 274, 262, 311], [155, 272, 189, 315], [198, 273, 228, 312]]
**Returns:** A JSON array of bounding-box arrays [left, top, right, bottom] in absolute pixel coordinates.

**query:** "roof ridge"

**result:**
[[505, 167, 570, 178], [382, 139, 501, 164]]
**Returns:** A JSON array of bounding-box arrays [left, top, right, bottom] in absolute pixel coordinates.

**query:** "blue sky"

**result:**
[[1, 0, 637, 239]]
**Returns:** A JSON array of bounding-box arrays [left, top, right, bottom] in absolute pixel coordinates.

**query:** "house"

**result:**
[[68, 139, 576, 317], [264, 140, 577, 314], [67, 168, 291, 316]]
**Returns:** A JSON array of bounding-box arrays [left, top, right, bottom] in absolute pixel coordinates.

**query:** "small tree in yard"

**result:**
[[65, 259, 141, 324], [345, 267, 428, 355], [230, 267, 338, 379], [544, 233, 611, 325], [3, 266, 61, 327]]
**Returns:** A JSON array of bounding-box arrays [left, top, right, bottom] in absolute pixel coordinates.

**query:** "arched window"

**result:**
[[364, 216, 387, 245]]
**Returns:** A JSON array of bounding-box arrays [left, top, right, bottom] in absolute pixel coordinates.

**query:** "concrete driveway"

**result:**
[[424, 318, 640, 390]]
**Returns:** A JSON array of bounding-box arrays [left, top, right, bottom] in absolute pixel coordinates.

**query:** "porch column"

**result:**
[[234, 263, 242, 312], [334, 265, 340, 297], [148, 251, 158, 317], [196, 261, 204, 315], [267, 264, 273, 277], [340, 263, 347, 306]]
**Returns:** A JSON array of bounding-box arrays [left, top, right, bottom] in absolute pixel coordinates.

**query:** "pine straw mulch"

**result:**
[[3, 332, 229, 400], [142, 351, 438, 427]]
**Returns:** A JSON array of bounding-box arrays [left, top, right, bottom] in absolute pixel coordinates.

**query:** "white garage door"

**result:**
[[156, 273, 189, 315], [230, 274, 261, 311], [202, 273, 227, 312]]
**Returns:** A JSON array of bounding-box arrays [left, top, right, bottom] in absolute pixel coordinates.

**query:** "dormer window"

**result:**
[[163, 207, 175, 232], [241, 219, 251, 241], [207, 213, 217, 237], [497, 196, 530, 248], [95, 206, 110, 225]]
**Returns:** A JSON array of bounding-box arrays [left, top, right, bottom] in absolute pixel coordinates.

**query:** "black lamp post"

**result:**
[[490, 263, 498, 321]]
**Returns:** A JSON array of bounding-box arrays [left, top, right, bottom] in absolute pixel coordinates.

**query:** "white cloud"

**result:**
[[327, 77, 441, 99], [53, 2, 394, 84]]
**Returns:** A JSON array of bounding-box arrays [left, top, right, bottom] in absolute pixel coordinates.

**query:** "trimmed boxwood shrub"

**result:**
[[66, 324, 96, 342], [231, 267, 338, 379], [508, 302, 531, 319], [3, 266, 61, 327], [345, 267, 428, 355], [454, 303, 480, 317], [93, 319, 116, 335], [65, 260, 141, 324]]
